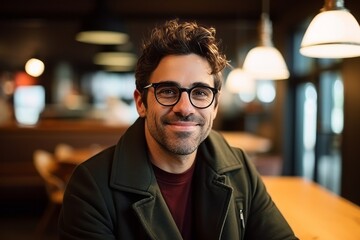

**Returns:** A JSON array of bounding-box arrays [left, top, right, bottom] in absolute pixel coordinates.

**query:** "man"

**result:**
[[59, 19, 298, 240]]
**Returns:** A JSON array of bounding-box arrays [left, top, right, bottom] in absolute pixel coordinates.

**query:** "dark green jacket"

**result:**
[[59, 118, 298, 240]]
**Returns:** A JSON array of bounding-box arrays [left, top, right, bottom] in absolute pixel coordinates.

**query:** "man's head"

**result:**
[[135, 19, 228, 107], [133, 19, 229, 166]]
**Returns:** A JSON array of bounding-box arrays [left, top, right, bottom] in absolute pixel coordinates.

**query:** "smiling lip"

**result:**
[[166, 121, 198, 131]]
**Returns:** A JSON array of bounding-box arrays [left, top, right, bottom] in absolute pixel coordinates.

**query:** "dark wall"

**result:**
[[342, 57, 360, 206]]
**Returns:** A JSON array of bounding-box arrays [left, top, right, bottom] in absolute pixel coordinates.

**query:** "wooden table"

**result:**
[[220, 131, 271, 154], [262, 176, 360, 240]]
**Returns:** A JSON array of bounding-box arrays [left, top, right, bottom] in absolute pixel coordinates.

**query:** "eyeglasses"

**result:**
[[143, 82, 219, 109]]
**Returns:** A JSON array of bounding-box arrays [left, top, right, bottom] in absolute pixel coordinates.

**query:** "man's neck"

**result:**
[[147, 147, 197, 174]]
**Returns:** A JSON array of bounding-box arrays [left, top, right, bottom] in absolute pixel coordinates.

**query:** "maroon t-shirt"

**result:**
[[153, 163, 195, 240]]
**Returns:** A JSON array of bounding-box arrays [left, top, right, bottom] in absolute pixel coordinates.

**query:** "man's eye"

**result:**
[[192, 88, 211, 97], [157, 87, 178, 96]]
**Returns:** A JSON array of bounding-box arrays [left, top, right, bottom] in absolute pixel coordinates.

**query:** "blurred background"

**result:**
[[0, 0, 360, 238]]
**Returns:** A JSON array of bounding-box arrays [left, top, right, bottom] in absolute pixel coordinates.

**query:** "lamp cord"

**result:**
[[260, 0, 272, 47], [262, 0, 269, 15]]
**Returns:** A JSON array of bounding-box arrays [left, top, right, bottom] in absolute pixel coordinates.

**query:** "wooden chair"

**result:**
[[54, 143, 74, 162], [54, 143, 104, 164], [33, 149, 65, 236]]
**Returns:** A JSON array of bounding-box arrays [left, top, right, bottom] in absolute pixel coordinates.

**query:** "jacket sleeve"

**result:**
[[58, 164, 116, 240], [236, 149, 299, 240]]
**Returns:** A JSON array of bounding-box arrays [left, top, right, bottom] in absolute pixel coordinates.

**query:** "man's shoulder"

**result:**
[[199, 130, 247, 173], [79, 145, 116, 175], [208, 130, 246, 157]]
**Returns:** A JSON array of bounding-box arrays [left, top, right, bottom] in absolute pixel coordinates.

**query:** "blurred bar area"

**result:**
[[1, 0, 360, 239]]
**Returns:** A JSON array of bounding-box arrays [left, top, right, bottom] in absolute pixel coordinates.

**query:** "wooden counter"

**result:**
[[262, 176, 360, 240], [0, 119, 129, 159]]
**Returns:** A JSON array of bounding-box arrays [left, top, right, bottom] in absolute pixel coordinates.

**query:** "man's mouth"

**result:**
[[166, 121, 198, 131]]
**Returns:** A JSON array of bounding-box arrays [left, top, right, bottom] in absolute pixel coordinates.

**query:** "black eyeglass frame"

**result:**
[[143, 82, 219, 109]]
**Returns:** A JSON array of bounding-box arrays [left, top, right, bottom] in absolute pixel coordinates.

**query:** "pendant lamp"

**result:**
[[226, 68, 256, 102], [76, 0, 129, 45], [243, 0, 289, 80], [300, 0, 360, 58], [93, 44, 137, 72]]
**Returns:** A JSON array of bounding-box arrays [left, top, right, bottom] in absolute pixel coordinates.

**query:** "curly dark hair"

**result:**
[[135, 19, 229, 101]]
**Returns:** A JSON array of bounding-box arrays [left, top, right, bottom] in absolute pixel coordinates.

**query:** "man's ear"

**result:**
[[134, 89, 146, 117]]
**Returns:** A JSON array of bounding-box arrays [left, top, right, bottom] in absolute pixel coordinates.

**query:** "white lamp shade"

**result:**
[[300, 10, 360, 58], [226, 68, 256, 93], [226, 68, 256, 102], [243, 46, 290, 80]]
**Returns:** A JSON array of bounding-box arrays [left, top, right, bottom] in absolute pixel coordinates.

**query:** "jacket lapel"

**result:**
[[132, 183, 183, 240], [193, 163, 234, 239], [109, 118, 182, 239], [193, 131, 243, 239]]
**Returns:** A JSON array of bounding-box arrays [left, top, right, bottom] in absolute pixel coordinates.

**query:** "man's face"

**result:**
[[135, 54, 219, 156]]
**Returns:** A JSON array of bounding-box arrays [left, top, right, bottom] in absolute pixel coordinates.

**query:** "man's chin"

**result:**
[[166, 144, 198, 156]]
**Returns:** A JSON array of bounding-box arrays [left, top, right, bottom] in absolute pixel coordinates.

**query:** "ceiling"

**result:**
[[0, 0, 359, 73]]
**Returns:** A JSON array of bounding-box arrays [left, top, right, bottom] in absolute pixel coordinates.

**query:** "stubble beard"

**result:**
[[150, 116, 212, 156], [159, 130, 200, 155]]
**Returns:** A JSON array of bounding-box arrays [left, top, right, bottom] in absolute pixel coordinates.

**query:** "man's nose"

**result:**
[[172, 91, 195, 115]]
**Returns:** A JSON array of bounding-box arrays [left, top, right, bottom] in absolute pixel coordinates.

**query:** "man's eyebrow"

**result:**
[[157, 80, 178, 85], [191, 82, 211, 87], [157, 81, 212, 88]]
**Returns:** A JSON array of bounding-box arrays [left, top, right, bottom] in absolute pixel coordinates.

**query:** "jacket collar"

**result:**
[[109, 117, 243, 193], [110, 117, 154, 195], [199, 130, 243, 174]]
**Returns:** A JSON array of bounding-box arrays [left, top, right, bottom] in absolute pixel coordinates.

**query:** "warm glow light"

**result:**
[[226, 68, 255, 93], [300, 10, 360, 58], [104, 65, 135, 72], [93, 52, 137, 67], [225, 68, 256, 102], [25, 58, 45, 77], [15, 72, 37, 86], [76, 31, 129, 45], [243, 46, 290, 80]]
